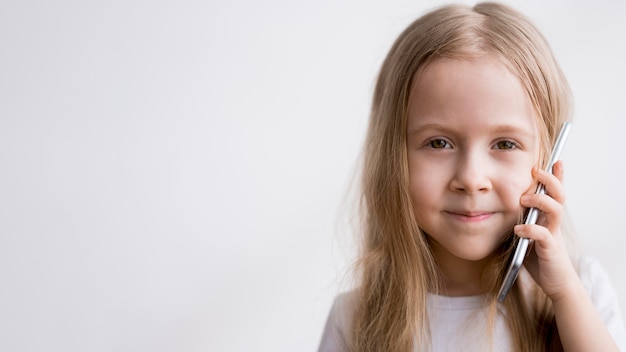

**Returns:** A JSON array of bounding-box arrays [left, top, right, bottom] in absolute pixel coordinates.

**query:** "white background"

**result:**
[[1, 0, 625, 351]]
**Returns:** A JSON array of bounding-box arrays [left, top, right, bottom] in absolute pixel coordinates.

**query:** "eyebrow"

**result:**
[[407, 123, 453, 136], [407, 122, 537, 140]]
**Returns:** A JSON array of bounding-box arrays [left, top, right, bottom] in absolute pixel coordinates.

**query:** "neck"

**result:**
[[431, 244, 497, 297]]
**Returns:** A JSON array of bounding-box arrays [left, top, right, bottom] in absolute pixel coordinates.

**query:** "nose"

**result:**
[[449, 150, 492, 194]]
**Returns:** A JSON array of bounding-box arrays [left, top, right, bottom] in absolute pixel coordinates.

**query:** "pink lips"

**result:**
[[446, 211, 494, 222]]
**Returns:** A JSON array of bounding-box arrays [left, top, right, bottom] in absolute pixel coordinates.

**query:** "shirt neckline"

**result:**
[[427, 293, 489, 310]]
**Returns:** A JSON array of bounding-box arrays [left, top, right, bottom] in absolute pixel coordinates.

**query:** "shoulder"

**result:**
[[577, 256, 621, 308], [318, 291, 357, 352], [576, 256, 626, 349], [578, 256, 612, 290]]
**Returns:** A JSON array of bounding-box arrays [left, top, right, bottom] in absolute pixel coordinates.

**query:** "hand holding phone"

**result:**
[[497, 122, 572, 302]]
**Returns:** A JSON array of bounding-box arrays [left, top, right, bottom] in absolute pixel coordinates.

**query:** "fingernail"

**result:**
[[514, 225, 524, 235]]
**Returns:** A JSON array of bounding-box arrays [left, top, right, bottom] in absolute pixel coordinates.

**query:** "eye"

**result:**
[[428, 138, 451, 149], [494, 140, 517, 150]]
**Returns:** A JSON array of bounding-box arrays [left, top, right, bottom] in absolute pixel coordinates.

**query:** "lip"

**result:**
[[445, 211, 495, 222]]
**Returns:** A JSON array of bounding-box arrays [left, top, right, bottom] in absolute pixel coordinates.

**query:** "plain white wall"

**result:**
[[1, 0, 625, 351]]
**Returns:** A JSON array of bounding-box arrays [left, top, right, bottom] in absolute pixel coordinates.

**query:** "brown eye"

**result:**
[[429, 139, 450, 149], [495, 140, 516, 150]]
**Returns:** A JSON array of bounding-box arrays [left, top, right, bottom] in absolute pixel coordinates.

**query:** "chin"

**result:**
[[450, 244, 503, 262], [460, 252, 497, 262]]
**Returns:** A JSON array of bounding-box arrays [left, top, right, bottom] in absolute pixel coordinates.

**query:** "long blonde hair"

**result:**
[[351, 2, 571, 351]]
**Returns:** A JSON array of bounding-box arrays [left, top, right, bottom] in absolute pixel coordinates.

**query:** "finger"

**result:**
[[514, 223, 559, 249], [520, 193, 563, 232], [552, 160, 565, 183], [533, 167, 566, 204], [520, 193, 562, 218]]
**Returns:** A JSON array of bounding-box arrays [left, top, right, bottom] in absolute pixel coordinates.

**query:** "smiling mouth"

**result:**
[[445, 211, 495, 222]]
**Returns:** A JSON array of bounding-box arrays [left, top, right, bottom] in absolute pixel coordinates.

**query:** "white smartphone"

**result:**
[[497, 121, 572, 302]]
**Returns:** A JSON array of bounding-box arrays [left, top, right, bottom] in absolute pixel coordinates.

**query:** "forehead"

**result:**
[[407, 57, 538, 135]]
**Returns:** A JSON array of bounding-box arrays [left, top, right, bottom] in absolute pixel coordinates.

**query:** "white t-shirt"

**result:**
[[318, 257, 626, 352]]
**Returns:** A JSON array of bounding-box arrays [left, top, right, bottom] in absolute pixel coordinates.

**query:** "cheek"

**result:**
[[409, 165, 446, 207], [499, 171, 535, 209]]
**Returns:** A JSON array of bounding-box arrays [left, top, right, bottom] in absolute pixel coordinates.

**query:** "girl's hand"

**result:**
[[516, 161, 620, 351], [514, 161, 579, 302]]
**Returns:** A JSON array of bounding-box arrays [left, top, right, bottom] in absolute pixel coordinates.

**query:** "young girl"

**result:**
[[319, 3, 625, 351]]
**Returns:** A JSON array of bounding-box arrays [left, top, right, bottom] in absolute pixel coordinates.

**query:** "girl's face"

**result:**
[[406, 57, 539, 267]]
